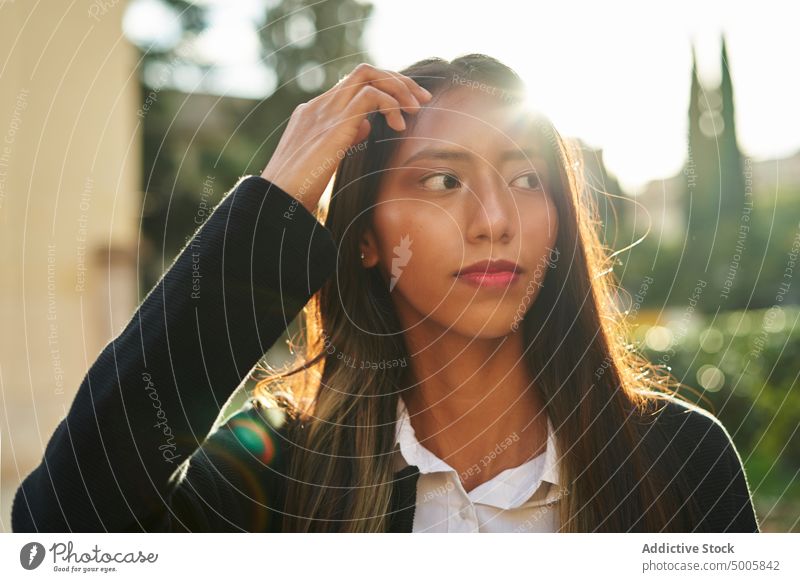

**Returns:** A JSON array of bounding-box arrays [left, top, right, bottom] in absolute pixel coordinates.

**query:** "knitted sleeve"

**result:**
[[11, 176, 337, 532]]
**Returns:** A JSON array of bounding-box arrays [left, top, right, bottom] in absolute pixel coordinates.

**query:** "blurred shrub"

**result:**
[[633, 305, 800, 531]]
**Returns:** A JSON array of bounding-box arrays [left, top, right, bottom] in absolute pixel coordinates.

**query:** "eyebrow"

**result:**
[[402, 147, 543, 167]]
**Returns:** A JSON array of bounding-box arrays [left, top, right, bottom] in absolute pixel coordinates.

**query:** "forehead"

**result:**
[[388, 87, 547, 165]]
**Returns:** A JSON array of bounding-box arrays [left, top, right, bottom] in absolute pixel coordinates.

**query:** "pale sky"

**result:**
[[123, 0, 800, 192]]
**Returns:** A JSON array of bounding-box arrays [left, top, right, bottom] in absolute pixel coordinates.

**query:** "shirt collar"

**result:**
[[393, 397, 562, 510]]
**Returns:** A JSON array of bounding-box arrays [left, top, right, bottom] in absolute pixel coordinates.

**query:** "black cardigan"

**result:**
[[11, 175, 761, 533]]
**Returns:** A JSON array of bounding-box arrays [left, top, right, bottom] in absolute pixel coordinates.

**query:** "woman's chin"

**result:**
[[442, 312, 526, 340]]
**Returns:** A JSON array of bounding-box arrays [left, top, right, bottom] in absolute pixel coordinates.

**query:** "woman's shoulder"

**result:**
[[162, 397, 301, 531], [210, 396, 303, 461], [639, 392, 736, 456], [637, 392, 760, 532], [182, 396, 303, 494]]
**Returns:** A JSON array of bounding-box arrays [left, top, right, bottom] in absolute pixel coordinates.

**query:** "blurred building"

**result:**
[[0, 1, 141, 531]]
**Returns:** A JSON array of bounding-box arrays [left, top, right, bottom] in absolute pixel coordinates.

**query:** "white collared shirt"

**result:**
[[393, 397, 564, 532]]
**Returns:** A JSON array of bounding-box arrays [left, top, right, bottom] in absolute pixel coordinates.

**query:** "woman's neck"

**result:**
[[399, 326, 549, 493]]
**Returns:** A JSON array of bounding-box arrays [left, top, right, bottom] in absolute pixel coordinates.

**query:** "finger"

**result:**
[[335, 63, 421, 113], [383, 68, 433, 103], [346, 85, 406, 131], [358, 67, 428, 110]]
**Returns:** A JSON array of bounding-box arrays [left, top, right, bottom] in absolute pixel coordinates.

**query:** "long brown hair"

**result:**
[[252, 54, 701, 532]]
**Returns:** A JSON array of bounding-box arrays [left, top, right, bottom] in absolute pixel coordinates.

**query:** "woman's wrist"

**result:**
[[260, 166, 319, 215]]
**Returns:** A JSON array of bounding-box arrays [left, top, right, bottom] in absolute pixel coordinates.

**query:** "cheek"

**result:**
[[372, 202, 461, 286], [519, 196, 560, 293], [528, 194, 559, 250]]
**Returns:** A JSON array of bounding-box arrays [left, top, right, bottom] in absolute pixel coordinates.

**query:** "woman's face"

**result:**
[[362, 86, 559, 339]]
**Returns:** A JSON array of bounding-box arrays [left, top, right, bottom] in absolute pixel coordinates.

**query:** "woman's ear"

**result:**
[[359, 227, 380, 269]]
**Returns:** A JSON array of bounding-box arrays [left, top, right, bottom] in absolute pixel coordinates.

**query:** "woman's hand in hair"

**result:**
[[260, 62, 432, 214]]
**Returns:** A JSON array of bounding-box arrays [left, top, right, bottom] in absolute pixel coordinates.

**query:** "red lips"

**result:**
[[455, 259, 523, 276]]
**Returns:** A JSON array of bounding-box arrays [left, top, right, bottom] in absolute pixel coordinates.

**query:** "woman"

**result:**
[[12, 54, 759, 533]]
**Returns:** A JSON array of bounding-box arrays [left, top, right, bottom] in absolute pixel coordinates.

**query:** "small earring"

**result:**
[[360, 252, 365, 260]]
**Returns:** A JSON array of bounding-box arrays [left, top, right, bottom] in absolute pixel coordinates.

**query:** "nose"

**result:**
[[463, 174, 518, 244]]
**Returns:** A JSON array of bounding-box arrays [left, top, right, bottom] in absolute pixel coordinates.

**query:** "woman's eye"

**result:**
[[510, 172, 543, 190], [420, 172, 461, 191]]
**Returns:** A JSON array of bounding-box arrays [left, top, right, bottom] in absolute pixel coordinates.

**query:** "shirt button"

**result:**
[[458, 507, 472, 520]]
